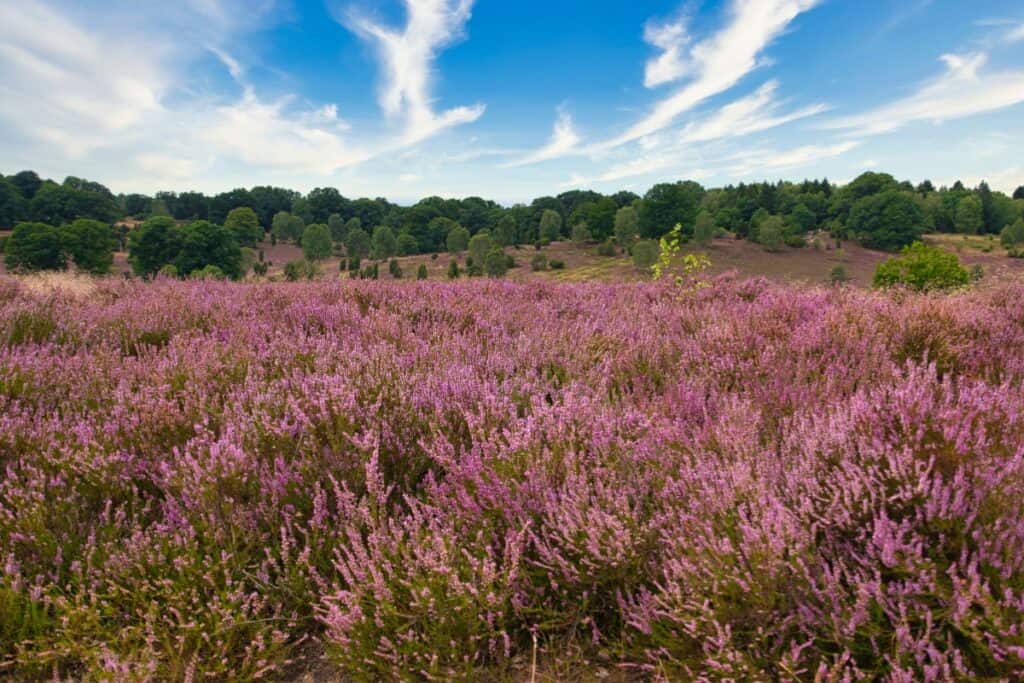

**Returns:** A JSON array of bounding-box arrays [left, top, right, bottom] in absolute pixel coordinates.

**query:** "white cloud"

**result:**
[[644, 15, 690, 88], [342, 0, 485, 144], [823, 53, 1024, 135], [726, 140, 859, 175], [936, 167, 1024, 195], [606, 0, 821, 148], [678, 80, 826, 144], [201, 89, 368, 173], [572, 81, 825, 184], [0, 0, 166, 156], [1006, 23, 1024, 43], [505, 107, 581, 167]]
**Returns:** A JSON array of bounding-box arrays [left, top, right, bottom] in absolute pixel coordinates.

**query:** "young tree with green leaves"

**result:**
[[693, 210, 715, 247], [446, 225, 470, 253], [954, 196, 983, 235], [468, 231, 493, 265], [539, 209, 562, 243], [224, 207, 263, 246], [129, 216, 181, 276], [173, 221, 243, 280], [271, 211, 305, 243], [614, 206, 639, 249], [873, 242, 969, 291], [371, 225, 397, 259], [1001, 218, 1024, 248], [484, 248, 508, 278], [344, 226, 371, 262], [302, 223, 333, 261], [396, 232, 419, 257], [4, 222, 65, 271], [632, 240, 659, 271], [61, 218, 117, 274]]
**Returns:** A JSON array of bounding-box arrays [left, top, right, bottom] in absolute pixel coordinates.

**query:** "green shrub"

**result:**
[[416, 264, 428, 280], [447, 260, 460, 279], [531, 253, 548, 272], [829, 265, 849, 285], [284, 259, 320, 282], [484, 248, 508, 278], [549, 259, 565, 270], [631, 240, 659, 270], [389, 258, 403, 279], [157, 264, 179, 278], [596, 239, 617, 257], [873, 242, 970, 291]]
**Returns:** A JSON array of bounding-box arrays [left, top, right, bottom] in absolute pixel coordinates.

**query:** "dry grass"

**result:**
[[12, 270, 101, 296]]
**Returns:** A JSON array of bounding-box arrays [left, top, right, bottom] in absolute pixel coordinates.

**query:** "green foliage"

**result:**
[[571, 221, 591, 244], [344, 226, 371, 261], [530, 253, 548, 271], [4, 222, 65, 271], [446, 224, 470, 253], [301, 223, 333, 261], [283, 259, 320, 281], [1001, 219, 1024, 248], [29, 181, 120, 225], [328, 213, 346, 242], [173, 221, 243, 280], [614, 206, 639, 247], [788, 202, 816, 233], [157, 263, 179, 278], [873, 242, 970, 291], [396, 232, 419, 257], [848, 190, 926, 251], [757, 216, 786, 252], [484, 248, 509, 277], [61, 219, 117, 274], [596, 239, 617, 257], [416, 264, 428, 280], [189, 264, 226, 280], [829, 265, 849, 285], [468, 231, 493, 265], [389, 258, 403, 279], [954, 195, 983, 235], [271, 211, 305, 243], [493, 215, 518, 246], [632, 239, 659, 271], [539, 209, 562, 242], [371, 225, 397, 259], [639, 180, 704, 239], [693, 210, 715, 246], [0, 177, 28, 229], [224, 207, 263, 246], [129, 216, 181, 276], [447, 259, 460, 279]]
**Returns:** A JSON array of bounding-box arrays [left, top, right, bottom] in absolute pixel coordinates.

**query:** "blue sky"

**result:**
[[1, 0, 1023, 203]]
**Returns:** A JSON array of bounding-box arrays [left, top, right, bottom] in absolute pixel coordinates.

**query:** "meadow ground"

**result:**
[[5, 228, 1024, 286], [1, 274, 1023, 681]]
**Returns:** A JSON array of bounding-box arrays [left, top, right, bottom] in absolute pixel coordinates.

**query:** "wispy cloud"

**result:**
[[0, 0, 166, 156], [822, 53, 1024, 135], [726, 140, 859, 175], [1007, 23, 1024, 43], [678, 80, 826, 144], [505, 107, 581, 167], [643, 13, 690, 88], [604, 0, 821, 149], [572, 81, 826, 184], [342, 0, 485, 145]]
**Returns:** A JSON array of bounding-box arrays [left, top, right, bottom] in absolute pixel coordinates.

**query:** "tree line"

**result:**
[[2, 168, 1023, 278]]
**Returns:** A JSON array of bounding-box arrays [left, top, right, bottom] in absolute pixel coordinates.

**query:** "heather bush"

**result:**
[[0, 275, 1022, 681]]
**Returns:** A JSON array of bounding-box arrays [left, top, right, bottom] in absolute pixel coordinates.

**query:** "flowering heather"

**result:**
[[1, 274, 1023, 681]]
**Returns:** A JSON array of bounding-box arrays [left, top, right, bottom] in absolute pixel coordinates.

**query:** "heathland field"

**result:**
[[2, 275, 1023, 680]]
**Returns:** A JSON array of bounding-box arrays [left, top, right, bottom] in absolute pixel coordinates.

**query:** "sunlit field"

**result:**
[[2, 274, 1023, 681]]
